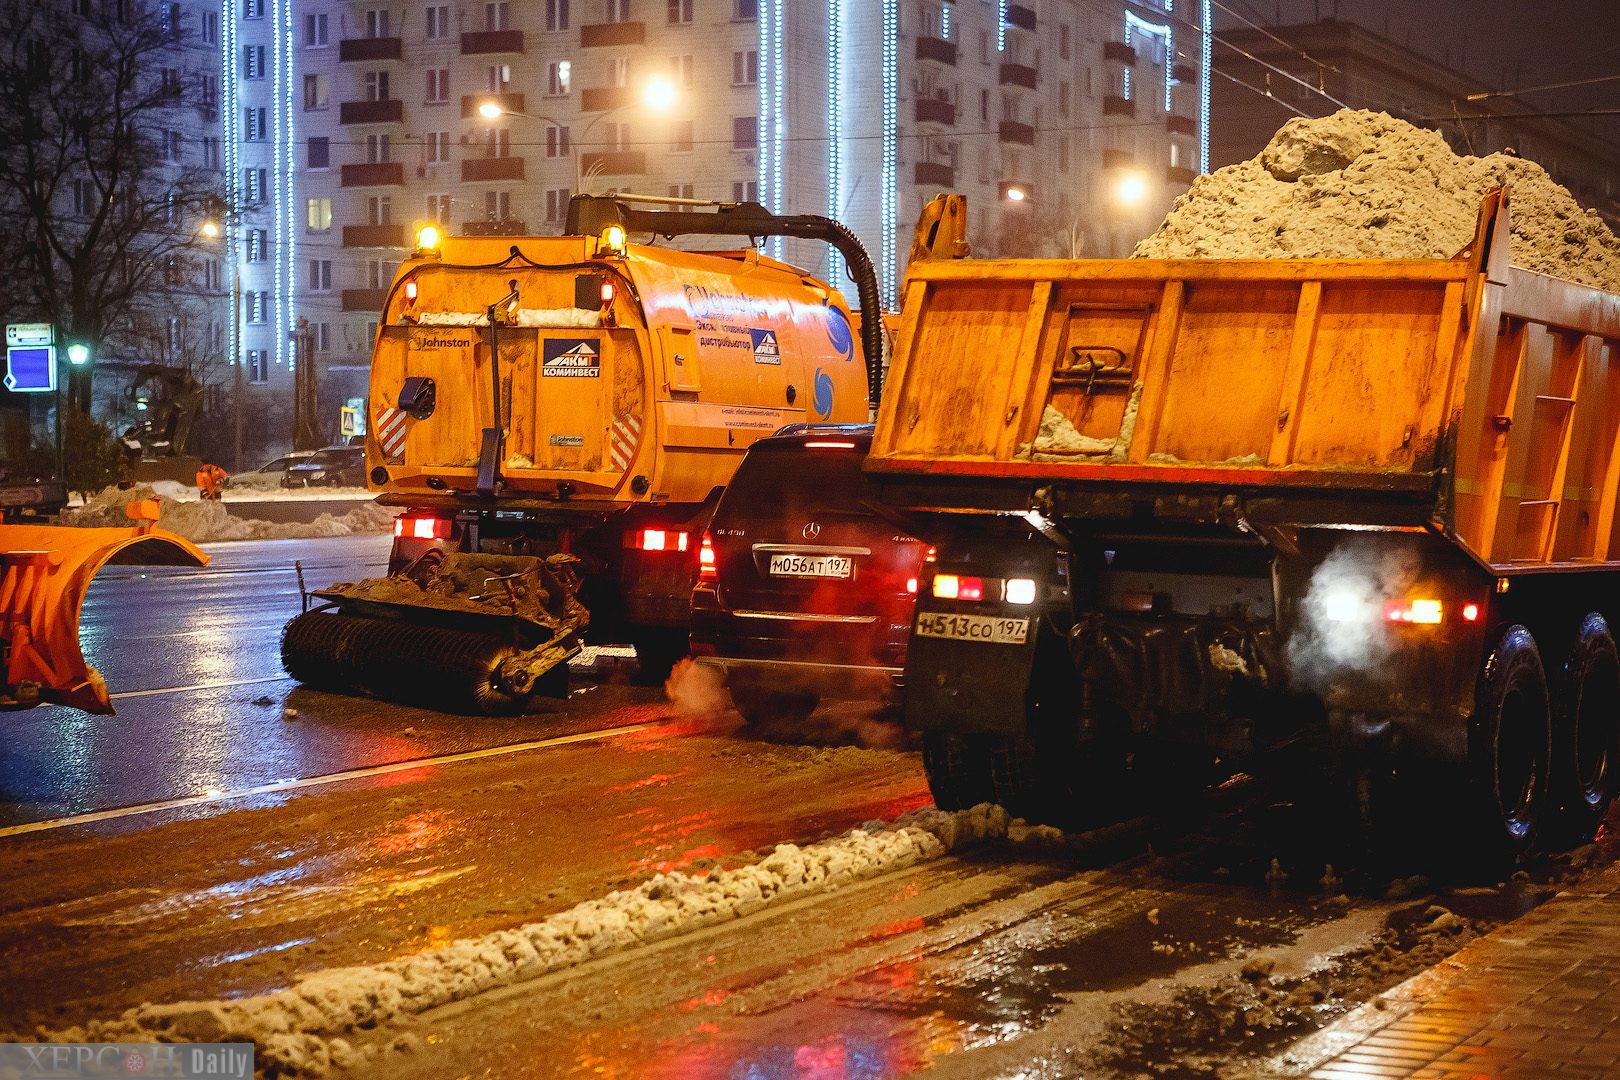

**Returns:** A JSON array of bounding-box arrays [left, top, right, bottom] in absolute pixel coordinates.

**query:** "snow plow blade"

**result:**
[[281, 551, 587, 715], [0, 500, 209, 714]]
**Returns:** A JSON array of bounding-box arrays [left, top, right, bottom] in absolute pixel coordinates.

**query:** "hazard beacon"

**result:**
[[280, 195, 882, 714]]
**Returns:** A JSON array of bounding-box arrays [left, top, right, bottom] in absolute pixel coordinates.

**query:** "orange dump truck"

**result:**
[[870, 189, 1620, 862], [281, 196, 880, 713]]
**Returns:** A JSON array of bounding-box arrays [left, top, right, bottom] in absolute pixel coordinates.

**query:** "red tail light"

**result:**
[[634, 529, 689, 552], [395, 515, 452, 540], [905, 577, 918, 594], [932, 574, 985, 601], [699, 532, 716, 582], [803, 440, 856, 449], [924, 545, 937, 564]]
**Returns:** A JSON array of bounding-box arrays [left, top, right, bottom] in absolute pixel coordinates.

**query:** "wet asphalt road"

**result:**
[[0, 535, 1604, 1077], [0, 535, 664, 827]]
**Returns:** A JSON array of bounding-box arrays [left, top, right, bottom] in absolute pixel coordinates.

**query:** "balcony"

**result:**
[[1005, 3, 1037, 31], [339, 98, 403, 124], [1167, 113, 1196, 136], [340, 161, 405, 187], [1172, 63, 1198, 84], [999, 62, 1037, 90], [1167, 165, 1197, 187], [460, 29, 524, 55], [582, 85, 632, 112], [341, 288, 389, 313], [342, 223, 407, 248], [461, 92, 524, 118], [998, 120, 1035, 146], [915, 97, 956, 125], [338, 36, 402, 61], [581, 21, 645, 47], [1103, 148, 1135, 170], [914, 161, 955, 186], [462, 218, 529, 236], [915, 36, 957, 66], [1103, 94, 1135, 118], [1103, 41, 1137, 65], [461, 156, 525, 182], [581, 150, 646, 175]]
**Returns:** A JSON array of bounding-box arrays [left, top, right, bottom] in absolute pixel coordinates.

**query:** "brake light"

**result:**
[[804, 440, 856, 449], [1005, 577, 1038, 605], [933, 574, 984, 601], [1385, 598, 1443, 624], [699, 532, 716, 581], [1462, 602, 1480, 622], [637, 529, 689, 552], [924, 546, 937, 564], [394, 515, 452, 540], [906, 577, 918, 594]]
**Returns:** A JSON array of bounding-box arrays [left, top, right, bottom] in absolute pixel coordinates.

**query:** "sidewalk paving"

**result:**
[[1262, 860, 1620, 1079]]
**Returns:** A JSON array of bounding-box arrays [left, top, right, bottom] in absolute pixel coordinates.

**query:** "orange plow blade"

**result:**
[[0, 499, 208, 714]]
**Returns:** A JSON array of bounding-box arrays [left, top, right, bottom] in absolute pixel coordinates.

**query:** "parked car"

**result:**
[[689, 424, 928, 725], [228, 451, 317, 489], [281, 446, 367, 488]]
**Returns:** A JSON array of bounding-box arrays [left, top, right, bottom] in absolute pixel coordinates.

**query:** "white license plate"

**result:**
[[915, 611, 1030, 645], [769, 553, 853, 579]]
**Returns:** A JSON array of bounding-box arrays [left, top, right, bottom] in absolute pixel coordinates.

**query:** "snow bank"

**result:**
[[60, 485, 397, 544], [27, 804, 1061, 1076], [1136, 109, 1620, 292]]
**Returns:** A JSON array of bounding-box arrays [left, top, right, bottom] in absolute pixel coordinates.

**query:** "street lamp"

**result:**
[[198, 216, 245, 470], [1113, 169, 1150, 209], [65, 343, 90, 366], [1004, 186, 1028, 203], [477, 77, 680, 195]]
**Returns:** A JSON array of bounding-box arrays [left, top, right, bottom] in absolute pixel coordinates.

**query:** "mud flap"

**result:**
[[0, 502, 209, 714], [902, 619, 1043, 735]]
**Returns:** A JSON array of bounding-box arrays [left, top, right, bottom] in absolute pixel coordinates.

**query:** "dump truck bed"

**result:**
[[868, 192, 1620, 573]]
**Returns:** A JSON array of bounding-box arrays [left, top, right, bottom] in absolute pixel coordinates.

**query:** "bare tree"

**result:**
[[0, 0, 221, 410]]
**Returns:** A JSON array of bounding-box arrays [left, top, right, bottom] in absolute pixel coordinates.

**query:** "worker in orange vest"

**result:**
[[196, 463, 228, 501]]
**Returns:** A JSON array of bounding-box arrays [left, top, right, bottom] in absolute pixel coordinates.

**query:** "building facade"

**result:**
[[224, 0, 1212, 458]]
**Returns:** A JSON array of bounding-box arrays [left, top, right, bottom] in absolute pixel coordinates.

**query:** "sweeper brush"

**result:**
[[281, 550, 586, 715]]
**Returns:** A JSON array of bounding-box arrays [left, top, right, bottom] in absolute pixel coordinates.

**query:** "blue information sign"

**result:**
[[5, 345, 57, 393]]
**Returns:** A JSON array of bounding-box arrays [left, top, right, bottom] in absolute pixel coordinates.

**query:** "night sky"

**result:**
[[1213, 0, 1620, 144]]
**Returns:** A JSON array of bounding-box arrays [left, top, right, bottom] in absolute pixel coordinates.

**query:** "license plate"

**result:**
[[769, 553, 853, 579], [915, 611, 1030, 645]]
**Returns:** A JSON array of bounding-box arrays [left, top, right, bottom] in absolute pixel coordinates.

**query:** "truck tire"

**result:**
[[1468, 625, 1552, 864], [1565, 613, 1620, 836], [920, 731, 995, 810]]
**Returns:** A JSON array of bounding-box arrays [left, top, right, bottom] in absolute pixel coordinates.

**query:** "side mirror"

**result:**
[[398, 376, 437, 420]]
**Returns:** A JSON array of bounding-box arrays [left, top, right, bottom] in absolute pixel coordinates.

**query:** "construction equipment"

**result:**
[[282, 195, 880, 713], [0, 500, 207, 712], [870, 188, 1620, 862]]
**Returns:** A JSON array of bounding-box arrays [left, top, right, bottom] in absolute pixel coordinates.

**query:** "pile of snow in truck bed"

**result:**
[[1135, 109, 1620, 292], [26, 804, 1061, 1077]]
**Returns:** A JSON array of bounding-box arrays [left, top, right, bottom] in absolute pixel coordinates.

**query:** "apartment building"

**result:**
[[226, 0, 1211, 452]]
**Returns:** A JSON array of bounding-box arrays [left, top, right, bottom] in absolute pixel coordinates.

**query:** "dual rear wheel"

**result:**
[[1467, 616, 1620, 864]]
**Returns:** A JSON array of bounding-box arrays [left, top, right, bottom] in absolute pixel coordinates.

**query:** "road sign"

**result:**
[[340, 405, 359, 437], [5, 323, 53, 348], [5, 345, 57, 393]]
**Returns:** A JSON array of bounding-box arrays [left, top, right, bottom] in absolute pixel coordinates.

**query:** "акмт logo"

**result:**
[[542, 338, 601, 378]]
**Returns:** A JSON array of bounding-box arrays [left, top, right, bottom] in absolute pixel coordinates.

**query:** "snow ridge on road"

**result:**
[[25, 804, 1062, 1077]]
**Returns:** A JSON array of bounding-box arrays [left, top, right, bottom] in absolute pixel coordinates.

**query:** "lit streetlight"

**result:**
[[1113, 169, 1150, 209], [477, 77, 680, 194]]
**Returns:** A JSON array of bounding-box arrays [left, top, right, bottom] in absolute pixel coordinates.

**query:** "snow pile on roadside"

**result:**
[[1135, 109, 1620, 292], [60, 484, 397, 544], [28, 803, 1061, 1077]]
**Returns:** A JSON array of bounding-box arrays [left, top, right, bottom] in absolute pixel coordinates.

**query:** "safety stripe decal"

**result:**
[[376, 407, 407, 462], [609, 412, 642, 472]]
